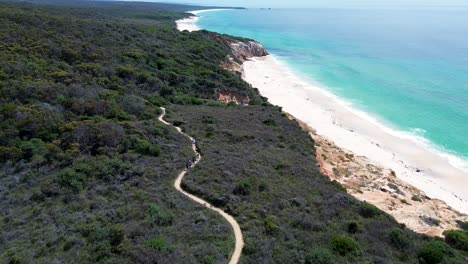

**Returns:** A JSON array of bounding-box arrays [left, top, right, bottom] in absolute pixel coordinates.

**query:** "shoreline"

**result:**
[[242, 55, 468, 215], [176, 9, 231, 32], [175, 10, 468, 225]]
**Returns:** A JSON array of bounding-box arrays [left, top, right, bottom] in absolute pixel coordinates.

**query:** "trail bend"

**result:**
[[158, 107, 244, 264]]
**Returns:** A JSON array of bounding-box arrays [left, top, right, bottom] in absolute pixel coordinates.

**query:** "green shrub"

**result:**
[[330, 235, 359, 256], [418, 240, 445, 264], [347, 222, 359, 234], [305, 248, 335, 264], [9, 255, 21, 264], [274, 163, 289, 170], [263, 119, 276, 126], [264, 215, 279, 236], [144, 236, 172, 251], [172, 120, 184, 127], [116, 65, 137, 79], [130, 136, 161, 156], [359, 202, 381, 218], [203, 255, 215, 264], [331, 180, 346, 192], [233, 181, 251, 196], [388, 228, 413, 251], [159, 87, 174, 98], [147, 204, 174, 226], [412, 195, 422, 202], [56, 168, 87, 193], [456, 220, 468, 231], [63, 240, 75, 251], [0, 146, 22, 162], [110, 224, 125, 247], [18, 138, 47, 160], [443, 230, 468, 251], [174, 95, 203, 105]]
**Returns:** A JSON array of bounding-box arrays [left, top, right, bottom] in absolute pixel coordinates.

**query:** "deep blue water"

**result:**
[[196, 8, 468, 170]]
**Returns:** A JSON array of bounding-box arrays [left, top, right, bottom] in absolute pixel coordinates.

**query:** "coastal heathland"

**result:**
[[0, 1, 467, 263]]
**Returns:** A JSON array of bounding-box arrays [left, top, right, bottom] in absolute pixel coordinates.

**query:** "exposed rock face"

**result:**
[[208, 33, 268, 73], [229, 41, 269, 62], [216, 90, 250, 105], [206, 33, 268, 105]]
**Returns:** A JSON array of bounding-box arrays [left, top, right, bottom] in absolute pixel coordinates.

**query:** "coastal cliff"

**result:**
[[208, 33, 269, 104], [229, 40, 269, 62], [207, 33, 268, 73]]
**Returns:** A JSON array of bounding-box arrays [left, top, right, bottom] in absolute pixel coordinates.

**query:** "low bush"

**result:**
[[144, 236, 173, 251], [305, 248, 335, 264], [56, 168, 87, 193], [330, 235, 359, 256], [348, 222, 359, 234], [172, 120, 184, 127], [18, 138, 47, 160], [264, 215, 279, 236], [110, 224, 125, 247], [359, 202, 381, 218], [417, 240, 446, 264], [0, 146, 22, 162], [331, 180, 346, 192], [443, 230, 468, 251], [388, 228, 413, 251], [147, 95, 168, 107], [130, 136, 161, 156], [263, 119, 276, 126], [147, 203, 174, 226], [456, 220, 468, 231], [173, 94, 204, 105]]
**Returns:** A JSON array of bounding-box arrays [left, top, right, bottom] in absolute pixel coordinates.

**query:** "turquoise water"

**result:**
[[196, 8, 468, 170]]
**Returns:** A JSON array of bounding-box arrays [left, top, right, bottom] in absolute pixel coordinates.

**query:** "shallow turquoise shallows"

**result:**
[[196, 8, 468, 170]]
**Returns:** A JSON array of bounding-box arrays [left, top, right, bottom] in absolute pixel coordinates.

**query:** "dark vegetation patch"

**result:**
[[166, 105, 467, 263], [0, 1, 250, 263]]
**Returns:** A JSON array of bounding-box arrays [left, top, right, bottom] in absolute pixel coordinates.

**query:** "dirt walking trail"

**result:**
[[158, 107, 244, 264]]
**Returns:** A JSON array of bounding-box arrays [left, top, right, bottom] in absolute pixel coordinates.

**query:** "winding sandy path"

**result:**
[[158, 107, 244, 264]]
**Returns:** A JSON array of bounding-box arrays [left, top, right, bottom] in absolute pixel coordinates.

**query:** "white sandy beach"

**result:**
[[175, 12, 468, 215], [242, 55, 468, 214], [176, 9, 229, 32]]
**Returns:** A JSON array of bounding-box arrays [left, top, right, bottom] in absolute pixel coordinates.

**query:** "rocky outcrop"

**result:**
[[221, 41, 268, 74], [229, 41, 269, 62], [207, 32, 269, 73], [216, 90, 250, 105]]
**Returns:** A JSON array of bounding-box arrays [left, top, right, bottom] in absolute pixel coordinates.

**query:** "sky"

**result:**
[[122, 0, 468, 8]]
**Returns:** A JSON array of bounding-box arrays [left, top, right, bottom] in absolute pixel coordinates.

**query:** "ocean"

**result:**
[[196, 8, 468, 171]]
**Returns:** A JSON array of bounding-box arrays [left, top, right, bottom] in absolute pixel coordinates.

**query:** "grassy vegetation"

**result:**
[[0, 0, 467, 263]]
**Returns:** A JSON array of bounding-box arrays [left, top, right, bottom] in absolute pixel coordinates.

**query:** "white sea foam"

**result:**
[[272, 55, 468, 173]]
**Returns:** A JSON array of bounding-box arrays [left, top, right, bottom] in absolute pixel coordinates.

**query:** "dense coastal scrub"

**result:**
[[0, 1, 466, 263], [0, 2, 253, 263]]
